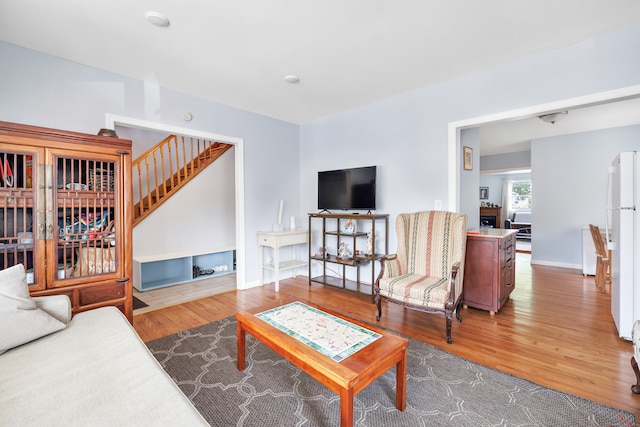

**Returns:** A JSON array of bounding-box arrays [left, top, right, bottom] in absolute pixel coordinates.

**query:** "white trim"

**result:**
[[104, 114, 247, 289], [530, 259, 582, 270], [448, 84, 640, 212]]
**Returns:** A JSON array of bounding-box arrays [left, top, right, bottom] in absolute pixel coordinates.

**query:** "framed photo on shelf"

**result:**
[[480, 187, 489, 200], [463, 146, 473, 170], [342, 218, 357, 234]]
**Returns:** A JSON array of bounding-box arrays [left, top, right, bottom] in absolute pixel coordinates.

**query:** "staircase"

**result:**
[[133, 134, 232, 226]]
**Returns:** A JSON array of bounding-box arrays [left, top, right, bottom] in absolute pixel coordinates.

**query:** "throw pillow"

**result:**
[[0, 264, 66, 354]]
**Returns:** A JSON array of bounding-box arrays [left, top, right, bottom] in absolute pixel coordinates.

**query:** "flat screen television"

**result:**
[[317, 166, 376, 211]]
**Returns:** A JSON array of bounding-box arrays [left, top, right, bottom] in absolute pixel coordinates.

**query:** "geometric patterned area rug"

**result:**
[[146, 317, 636, 427]]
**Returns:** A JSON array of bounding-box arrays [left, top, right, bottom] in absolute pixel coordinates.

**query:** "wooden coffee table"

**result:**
[[236, 299, 408, 427]]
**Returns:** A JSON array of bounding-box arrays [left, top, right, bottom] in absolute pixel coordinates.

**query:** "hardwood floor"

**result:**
[[133, 253, 639, 420], [132, 273, 236, 313]]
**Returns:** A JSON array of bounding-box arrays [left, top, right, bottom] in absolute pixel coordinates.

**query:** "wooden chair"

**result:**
[[589, 224, 611, 293], [374, 211, 467, 344]]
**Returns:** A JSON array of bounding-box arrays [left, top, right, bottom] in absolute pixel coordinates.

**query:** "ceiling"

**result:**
[[2, 1, 640, 150], [479, 97, 640, 156]]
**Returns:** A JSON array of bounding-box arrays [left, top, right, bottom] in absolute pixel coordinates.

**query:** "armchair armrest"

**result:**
[[447, 262, 461, 308], [375, 254, 398, 287], [33, 295, 72, 324]]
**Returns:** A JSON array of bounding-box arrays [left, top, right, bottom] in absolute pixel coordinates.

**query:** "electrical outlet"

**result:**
[[435, 200, 442, 210]]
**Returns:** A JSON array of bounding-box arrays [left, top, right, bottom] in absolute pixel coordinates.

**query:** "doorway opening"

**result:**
[[104, 114, 246, 309]]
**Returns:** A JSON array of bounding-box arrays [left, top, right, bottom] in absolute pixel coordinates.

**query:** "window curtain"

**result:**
[[501, 179, 513, 228]]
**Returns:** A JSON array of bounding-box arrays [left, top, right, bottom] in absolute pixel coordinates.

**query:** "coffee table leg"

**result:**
[[237, 322, 246, 371], [396, 351, 407, 411], [339, 387, 354, 427]]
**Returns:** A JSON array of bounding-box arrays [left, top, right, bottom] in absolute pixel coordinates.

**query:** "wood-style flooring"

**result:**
[[133, 253, 639, 420], [133, 273, 236, 314]]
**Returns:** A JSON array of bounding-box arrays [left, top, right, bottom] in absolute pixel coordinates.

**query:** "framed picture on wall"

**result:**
[[480, 187, 489, 200], [463, 146, 473, 170]]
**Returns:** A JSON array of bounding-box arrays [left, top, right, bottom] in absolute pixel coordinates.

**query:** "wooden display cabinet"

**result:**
[[0, 122, 133, 321], [462, 228, 517, 315], [308, 213, 388, 301]]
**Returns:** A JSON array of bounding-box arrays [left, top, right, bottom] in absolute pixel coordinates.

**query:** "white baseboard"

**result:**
[[530, 259, 582, 270]]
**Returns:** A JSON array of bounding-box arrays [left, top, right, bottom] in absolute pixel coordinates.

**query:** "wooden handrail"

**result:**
[[132, 134, 232, 226]]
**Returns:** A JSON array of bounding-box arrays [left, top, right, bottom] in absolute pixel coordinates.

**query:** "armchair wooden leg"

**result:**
[[455, 300, 463, 322], [375, 295, 382, 321], [445, 314, 453, 344], [632, 356, 640, 394]]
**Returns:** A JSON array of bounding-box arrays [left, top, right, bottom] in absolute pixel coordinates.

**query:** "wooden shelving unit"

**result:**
[[308, 213, 388, 301]]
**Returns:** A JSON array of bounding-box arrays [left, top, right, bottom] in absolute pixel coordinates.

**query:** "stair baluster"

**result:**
[[132, 134, 232, 226]]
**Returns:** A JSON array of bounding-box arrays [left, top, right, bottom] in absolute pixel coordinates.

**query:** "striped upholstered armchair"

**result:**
[[374, 211, 468, 344]]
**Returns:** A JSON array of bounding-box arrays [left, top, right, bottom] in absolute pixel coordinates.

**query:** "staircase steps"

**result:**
[[133, 135, 232, 226]]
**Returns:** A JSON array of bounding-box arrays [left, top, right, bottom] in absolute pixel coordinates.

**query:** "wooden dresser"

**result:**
[[463, 228, 517, 315]]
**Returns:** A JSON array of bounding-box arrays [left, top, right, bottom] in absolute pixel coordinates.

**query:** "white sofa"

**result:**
[[0, 293, 209, 426]]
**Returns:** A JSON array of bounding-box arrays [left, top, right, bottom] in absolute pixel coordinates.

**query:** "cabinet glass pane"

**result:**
[[0, 151, 36, 282], [55, 156, 117, 280]]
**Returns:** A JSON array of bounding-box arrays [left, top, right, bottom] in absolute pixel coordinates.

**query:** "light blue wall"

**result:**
[[0, 41, 300, 286], [532, 125, 640, 268], [2, 22, 640, 284], [460, 128, 481, 229], [300, 23, 640, 279], [481, 151, 531, 172]]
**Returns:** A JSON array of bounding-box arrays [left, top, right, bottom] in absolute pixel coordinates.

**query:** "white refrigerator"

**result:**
[[607, 151, 639, 340]]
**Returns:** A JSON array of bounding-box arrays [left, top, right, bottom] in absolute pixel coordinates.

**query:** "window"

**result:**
[[511, 180, 532, 209]]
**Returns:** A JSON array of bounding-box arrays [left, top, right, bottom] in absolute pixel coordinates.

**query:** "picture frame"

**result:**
[[463, 146, 473, 170], [480, 187, 489, 200], [341, 218, 357, 234]]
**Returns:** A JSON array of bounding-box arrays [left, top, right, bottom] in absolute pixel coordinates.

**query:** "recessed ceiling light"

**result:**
[[284, 75, 300, 84], [145, 11, 170, 27]]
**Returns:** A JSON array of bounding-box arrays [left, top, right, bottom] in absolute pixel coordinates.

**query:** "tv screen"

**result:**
[[317, 166, 376, 211]]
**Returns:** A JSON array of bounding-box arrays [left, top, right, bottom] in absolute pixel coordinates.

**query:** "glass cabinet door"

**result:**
[[0, 146, 41, 289], [50, 152, 121, 286]]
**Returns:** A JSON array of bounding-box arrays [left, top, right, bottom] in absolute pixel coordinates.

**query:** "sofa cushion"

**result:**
[[0, 264, 66, 354], [0, 306, 209, 426], [33, 295, 72, 324], [379, 273, 450, 309]]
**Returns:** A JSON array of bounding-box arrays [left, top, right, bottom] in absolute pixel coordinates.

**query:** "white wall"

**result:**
[[300, 23, 640, 280], [2, 22, 640, 285], [0, 41, 300, 288], [481, 151, 531, 173], [115, 126, 236, 257], [460, 128, 480, 229], [532, 125, 640, 268]]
